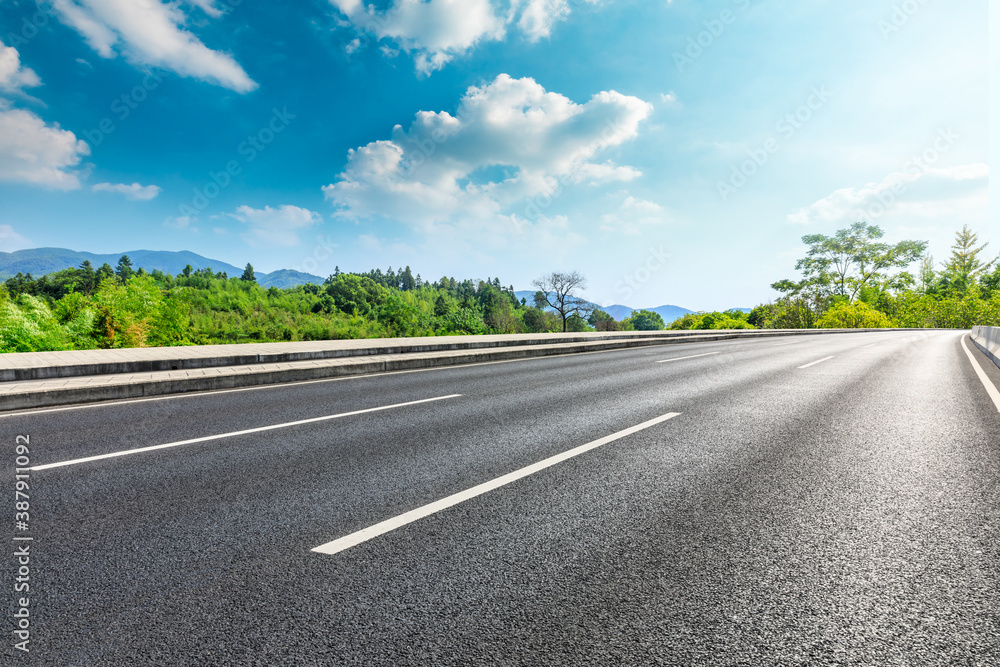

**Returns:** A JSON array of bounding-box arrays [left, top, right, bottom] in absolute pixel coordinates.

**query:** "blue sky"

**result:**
[[0, 0, 990, 310]]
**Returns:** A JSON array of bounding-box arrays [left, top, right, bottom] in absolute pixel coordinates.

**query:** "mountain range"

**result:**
[[1, 248, 740, 318], [513, 291, 695, 323], [0, 248, 325, 289]]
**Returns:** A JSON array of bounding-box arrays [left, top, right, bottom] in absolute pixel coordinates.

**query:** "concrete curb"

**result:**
[[0, 328, 935, 382], [0, 328, 941, 411]]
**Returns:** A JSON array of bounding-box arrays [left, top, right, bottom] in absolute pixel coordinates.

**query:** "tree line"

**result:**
[[1, 222, 998, 353], [0, 260, 623, 352]]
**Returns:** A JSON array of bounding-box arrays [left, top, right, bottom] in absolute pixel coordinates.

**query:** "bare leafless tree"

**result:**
[[531, 271, 593, 332]]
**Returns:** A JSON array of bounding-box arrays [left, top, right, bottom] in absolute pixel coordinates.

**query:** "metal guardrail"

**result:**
[[971, 326, 1000, 370]]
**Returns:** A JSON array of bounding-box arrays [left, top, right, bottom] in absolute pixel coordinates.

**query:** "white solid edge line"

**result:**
[[960, 335, 1000, 412], [29, 394, 462, 471], [311, 411, 683, 556], [798, 356, 835, 369], [656, 352, 721, 363]]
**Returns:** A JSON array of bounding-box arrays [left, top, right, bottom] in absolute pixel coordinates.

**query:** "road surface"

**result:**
[[4, 330, 998, 665]]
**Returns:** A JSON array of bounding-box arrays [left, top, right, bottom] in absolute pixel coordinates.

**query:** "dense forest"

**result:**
[[1, 224, 998, 353]]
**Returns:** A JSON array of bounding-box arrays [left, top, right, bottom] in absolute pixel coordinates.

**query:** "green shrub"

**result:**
[[815, 301, 894, 329]]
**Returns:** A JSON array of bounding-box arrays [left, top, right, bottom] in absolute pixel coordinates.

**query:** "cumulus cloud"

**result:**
[[330, 0, 601, 74], [0, 41, 41, 93], [331, 0, 504, 74], [0, 106, 90, 189], [323, 74, 652, 232], [787, 163, 989, 226], [50, 0, 256, 92], [517, 0, 569, 41], [230, 205, 322, 247], [92, 181, 161, 200]]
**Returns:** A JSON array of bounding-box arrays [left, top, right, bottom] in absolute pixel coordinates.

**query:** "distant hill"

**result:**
[[513, 290, 603, 313], [0, 248, 325, 288], [513, 290, 537, 305], [513, 290, 695, 324], [601, 304, 695, 324], [602, 304, 634, 321], [258, 269, 325, 289]]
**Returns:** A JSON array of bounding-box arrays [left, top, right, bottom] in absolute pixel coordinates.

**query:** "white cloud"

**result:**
[[323, 74, 652, 233], [50, 0, 256, 92], [330, 0, 601, 73], [517, 0, 570, 41], [659, 91, 678, 106], [92, 181, 161, 200], [331, 0, 504, 74], [0, 42, 41, 93], [600, 192, 668, 235], [185, 0, 226, 19], [787, 163, 989, 226], [230, 205, 322, 247], [164, 215, 197, 230], [0, 224, 31, 252], [0, 106, 90, 189]]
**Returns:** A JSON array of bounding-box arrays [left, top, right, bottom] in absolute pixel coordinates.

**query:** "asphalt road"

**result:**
[[3, 330, 999, 665]]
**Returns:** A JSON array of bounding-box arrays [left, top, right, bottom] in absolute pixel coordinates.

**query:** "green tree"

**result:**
[[90, 275, 164, 348], [325, 274, 387, 317], [565, 314, 589, 332], [433, 294, 450, 317], [627, 309, 665, 331], [775, 222, 927, 301], [116, 255, 135, 283], [4, 273, 36, 297], [917, 255, 937, 295], [96, 263, 115, 284], [588, 309, 622, 331], [400, 266, 416, 291], [241, 263, 257, 283], [980, 264, 1000, 299], [521, 307, 557, 333], [942, 225, 995, 291], [77, 260, 97, 294], [446, 307, 488, 335], [747, 305, 770, 328], [479, 284, 517, 333], [0, 294, 70, 352]]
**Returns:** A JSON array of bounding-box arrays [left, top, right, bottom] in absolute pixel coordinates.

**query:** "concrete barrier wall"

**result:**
[[0, 327, 937, 382], [0, 327, 957, 411], [971, 326, 1000, 370]]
